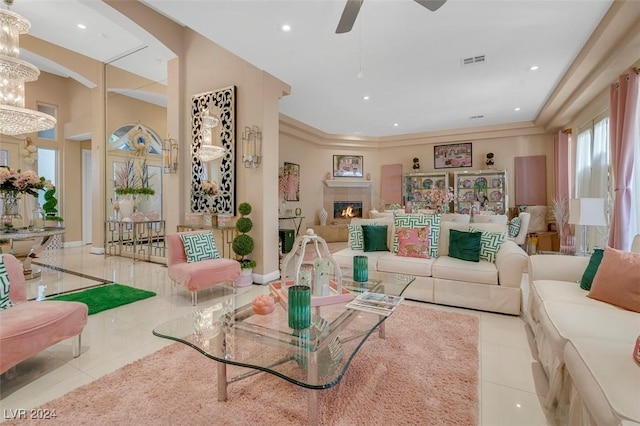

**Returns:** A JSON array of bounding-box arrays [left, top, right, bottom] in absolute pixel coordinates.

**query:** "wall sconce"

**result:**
[[242, 125, 262, 168], [163, 135, 178, 173]]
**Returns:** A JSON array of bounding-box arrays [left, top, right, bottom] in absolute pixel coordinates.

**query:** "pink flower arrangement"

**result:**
[[202, 180, 219, 196], [425, 187, 455, 213], [0, 166, 49, 197]]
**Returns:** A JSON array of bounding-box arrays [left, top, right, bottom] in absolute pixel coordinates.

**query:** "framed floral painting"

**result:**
[[280, 162, 300, 201]]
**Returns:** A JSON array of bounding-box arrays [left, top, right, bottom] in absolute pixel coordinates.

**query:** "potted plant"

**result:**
[[232, 202, 256, 287], [42, 186, 64, 227]]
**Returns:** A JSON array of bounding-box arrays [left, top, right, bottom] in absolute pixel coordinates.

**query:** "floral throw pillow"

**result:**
[[0, 255, 13, 310], [396, 227, 431, 259]]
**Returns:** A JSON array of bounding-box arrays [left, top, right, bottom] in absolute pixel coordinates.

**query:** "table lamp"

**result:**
[[568, 198, 607, 256]]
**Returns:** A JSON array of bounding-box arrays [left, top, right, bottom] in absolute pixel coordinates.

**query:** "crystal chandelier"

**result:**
[[0, 0, 56, 136], [197, 109, 226, 162]]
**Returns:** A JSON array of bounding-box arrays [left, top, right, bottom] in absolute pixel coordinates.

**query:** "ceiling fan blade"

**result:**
[[336, 0, 363, 34], [414, 0, 447, 12]]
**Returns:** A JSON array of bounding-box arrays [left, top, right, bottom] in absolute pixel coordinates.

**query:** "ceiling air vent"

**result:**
[[461, 55, 486, 67], [469, 115, 485, 120]]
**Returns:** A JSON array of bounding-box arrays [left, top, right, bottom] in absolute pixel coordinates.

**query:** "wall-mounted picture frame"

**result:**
[[282, 162, 300, 201], [333, 155, 363, 178], [434, 143, 473, 169]]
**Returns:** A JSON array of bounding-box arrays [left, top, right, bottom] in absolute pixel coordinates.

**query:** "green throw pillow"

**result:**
[[448, 229, 481, 262], [0, 255, 13, 310], [579, 248, 604, 290], [393, 213, 441, 258], [180, 232, 220, 263], [469, 227, 505, 263], [362, 225, 389, 252], [508, 217, 521, 238]]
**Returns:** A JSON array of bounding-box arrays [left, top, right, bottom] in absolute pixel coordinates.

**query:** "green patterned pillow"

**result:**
[[508, 217, 521, 238], [393, 213, 441, 258], [0, 255, 13, 310], [348, 222, 385, 250], [347, 223, 365, 250], [469, 226, 505, 263], [180, 232, 220, 263]]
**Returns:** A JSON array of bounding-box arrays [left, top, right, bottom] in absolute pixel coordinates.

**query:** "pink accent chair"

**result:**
[[166, 232, 241, 305], [0, 254, 88, 374]]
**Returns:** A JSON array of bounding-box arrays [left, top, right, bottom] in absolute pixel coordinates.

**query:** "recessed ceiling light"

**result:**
[[280, 24, 291, 32], [530, 65, 539, 71], [516, 403, 522, 408], [77, 24, 87, 30], [393, 123, 399, 127], [514, 107, 521, 111], [363, 96, 370, 100]]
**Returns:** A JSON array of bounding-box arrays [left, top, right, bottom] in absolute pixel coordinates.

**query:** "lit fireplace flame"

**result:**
[[341, 205, 356, 218]]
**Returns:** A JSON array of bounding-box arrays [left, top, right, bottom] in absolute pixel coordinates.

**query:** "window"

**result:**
[[37, 148, 57, 207], [37, 103, 57, 140], [0, 150, 7, 166]]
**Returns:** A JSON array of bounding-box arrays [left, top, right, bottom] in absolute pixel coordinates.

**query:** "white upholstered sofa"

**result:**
[[526, 235, 640, 425], [332, 214, 529, 315]]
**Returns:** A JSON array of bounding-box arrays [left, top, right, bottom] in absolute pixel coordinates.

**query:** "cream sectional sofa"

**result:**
[[332, 215, 529, 315], [527, 236, 640, 425]]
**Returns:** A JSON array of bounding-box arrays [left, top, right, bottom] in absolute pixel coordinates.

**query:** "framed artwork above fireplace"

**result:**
[[333, 155, 363, 178]]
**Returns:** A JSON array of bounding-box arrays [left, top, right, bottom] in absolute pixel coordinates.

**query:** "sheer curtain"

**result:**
[[575, 129, 592, 251], [591, 118, 610, 249], [575, 130, 592, 198]]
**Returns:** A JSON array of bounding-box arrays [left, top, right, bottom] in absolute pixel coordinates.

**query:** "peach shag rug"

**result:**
[[15, 305, 479, 425]]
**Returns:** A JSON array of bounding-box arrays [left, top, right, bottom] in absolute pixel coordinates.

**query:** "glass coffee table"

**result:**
[[153, 271, 414, 425]]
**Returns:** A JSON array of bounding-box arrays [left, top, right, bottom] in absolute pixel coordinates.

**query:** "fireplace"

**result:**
[[333, 201, 363, 219]]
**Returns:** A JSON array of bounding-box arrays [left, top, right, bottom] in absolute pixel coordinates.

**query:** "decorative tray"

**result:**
[[269, 280, 355, 310]]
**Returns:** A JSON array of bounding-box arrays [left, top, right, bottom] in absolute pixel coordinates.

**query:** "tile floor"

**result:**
[[1, 246, 554, 425]]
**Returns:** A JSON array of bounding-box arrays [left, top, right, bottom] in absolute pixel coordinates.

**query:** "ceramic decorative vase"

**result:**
[[118, 195, 135, 220], [319, 207, 328, 226]]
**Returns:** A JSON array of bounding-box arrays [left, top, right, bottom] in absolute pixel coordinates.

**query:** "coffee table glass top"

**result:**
[[153, 271, 414, 389]]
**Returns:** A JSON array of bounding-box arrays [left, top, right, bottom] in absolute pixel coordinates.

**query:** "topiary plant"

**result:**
[[232, 202, 256, 269], [42, 187, 63, 222]]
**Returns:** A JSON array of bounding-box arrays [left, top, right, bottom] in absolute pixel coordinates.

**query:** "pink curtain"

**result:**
[[608, 69, 639, 251], [553, 130, 572, 239], [553, 130, 570, 201]]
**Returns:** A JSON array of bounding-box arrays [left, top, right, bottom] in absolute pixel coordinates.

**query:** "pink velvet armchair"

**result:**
[[166, 232, 241, 305], [0, 254, 88, 374]]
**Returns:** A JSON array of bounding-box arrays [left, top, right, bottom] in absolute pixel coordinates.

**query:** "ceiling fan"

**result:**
[[336, 0, 447, 34]]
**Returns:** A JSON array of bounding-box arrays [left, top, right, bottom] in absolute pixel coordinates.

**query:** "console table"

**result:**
[[104, 220, 165, 262], [278, 215, 305, 236], [0, 227, 66, 279]]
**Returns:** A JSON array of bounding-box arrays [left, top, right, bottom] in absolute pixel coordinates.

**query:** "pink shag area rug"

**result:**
[[13, 305, 479, 425]]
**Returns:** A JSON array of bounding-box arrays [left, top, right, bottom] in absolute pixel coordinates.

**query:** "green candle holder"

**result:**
[[288, 285, 311, 329], [353, 255, 368, 282]]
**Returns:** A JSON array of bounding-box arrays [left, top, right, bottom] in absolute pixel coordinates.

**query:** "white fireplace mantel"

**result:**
[[323, 180, 372, 188]]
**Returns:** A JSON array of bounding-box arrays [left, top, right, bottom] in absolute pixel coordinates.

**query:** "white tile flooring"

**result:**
[[1, 246, 554, 425]]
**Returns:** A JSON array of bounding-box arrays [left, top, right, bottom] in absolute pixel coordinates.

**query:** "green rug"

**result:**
[[47, 284, 156, 315]]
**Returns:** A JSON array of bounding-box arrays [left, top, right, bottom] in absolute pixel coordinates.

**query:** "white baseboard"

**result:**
[[253, 269, 280, 285], [62, 240, 84, 248], [90, 246, 105, 255]]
